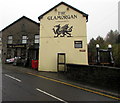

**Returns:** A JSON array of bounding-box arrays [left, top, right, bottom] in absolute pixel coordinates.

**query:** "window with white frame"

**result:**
[[22, 35, 27, 44], [74, 41, 82, 48], [8, 35, 13, 44], [34, 34, 39, 44]]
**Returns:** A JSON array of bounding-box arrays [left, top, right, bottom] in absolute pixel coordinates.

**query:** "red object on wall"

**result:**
[[32, 60, 38, 69]]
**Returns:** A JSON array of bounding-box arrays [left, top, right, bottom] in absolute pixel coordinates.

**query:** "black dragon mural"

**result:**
[[53, 24, 73, 37]]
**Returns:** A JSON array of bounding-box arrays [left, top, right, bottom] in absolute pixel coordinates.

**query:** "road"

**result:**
[[2, 64, 120, 102]]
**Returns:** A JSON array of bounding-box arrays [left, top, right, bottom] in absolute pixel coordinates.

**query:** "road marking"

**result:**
[[27, 72, 120, 101], [36, 88, 68, 103], [4, 74, 21, 82]]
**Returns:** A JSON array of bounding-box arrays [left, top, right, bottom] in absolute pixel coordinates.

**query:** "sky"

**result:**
[[0, 0, 119, 42]]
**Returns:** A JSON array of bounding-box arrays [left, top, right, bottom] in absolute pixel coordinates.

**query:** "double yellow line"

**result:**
[[27, 72, 120, 101]]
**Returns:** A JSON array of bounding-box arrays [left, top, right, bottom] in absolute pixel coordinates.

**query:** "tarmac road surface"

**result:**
[[2, 64, 120, 102]]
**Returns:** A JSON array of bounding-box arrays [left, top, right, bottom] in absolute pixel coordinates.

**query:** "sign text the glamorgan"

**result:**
[[47, 15, 77, 20]]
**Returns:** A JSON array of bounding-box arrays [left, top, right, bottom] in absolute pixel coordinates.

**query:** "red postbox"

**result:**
[[32, 60, 38, 69]]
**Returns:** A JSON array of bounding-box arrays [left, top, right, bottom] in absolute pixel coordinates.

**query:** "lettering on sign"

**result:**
[[47, 15, 77, 20], [7, 44, 26, 48], [47, 11, 77, 21], [53, 24, 73, 37]]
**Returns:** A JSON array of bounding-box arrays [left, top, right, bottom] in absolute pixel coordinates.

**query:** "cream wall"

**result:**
[[39, 4, 88, 72]]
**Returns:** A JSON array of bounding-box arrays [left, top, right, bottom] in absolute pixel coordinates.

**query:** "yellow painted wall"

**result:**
[[39, 4, 88, 72]]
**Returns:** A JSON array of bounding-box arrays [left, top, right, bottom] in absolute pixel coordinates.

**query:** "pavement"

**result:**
[[2, 63, 120, 100]]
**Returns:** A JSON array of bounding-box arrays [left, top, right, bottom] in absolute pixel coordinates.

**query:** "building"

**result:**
[[2, 16, 39, 66], [118, 1, 120, 33], [38, 2, 88, 72], [0, 32, 2, 60]]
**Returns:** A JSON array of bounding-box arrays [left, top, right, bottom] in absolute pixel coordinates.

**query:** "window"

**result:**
[[34, 34, 39, 44], [8, 35, 13, 44], [22, 35, 27, 44], [74, 41, 82, 48]]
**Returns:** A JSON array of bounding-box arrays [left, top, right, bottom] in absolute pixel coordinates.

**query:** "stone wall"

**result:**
[[66, 64, 120, 92]]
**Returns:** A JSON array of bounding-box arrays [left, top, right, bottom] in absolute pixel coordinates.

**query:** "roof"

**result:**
[[38, 2, 88, 22], [2, 16, 39, 32]]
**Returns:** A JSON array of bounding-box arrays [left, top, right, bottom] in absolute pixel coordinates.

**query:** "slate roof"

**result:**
[[2, 16, 39, 32]]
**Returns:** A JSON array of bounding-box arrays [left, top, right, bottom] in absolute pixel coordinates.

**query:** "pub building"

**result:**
[[38, 2, 88, 72], [2, 16, 39, 66]]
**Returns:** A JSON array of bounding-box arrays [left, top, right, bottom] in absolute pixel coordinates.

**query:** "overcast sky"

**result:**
[[0, 0, 119, 42]]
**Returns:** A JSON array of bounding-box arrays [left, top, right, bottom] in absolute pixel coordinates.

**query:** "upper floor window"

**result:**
[[74, 41, 82, 48], [8, 35, 13, 44], [22, 35, 27, 44], [34, 34, 39, 44]]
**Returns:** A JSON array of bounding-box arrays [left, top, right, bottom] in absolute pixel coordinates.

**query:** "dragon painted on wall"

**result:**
[[53, 24, 73, 37]]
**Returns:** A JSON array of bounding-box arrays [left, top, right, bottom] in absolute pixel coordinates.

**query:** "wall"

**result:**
[[39, 4, 88, 72], [0, 32, 2, 60], [66, 64, 120, 92]]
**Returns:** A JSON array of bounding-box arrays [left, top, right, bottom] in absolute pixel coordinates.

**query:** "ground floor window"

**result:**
[[74, 41, 82, 48]]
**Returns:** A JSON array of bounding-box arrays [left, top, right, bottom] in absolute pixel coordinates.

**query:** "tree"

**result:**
[[88, 30, 120, 67], [88, 38, 96, 64], [88, 36, 106, 64], [112, 44, 120, 67], [105, 30, 119, 44], [104, 30, 120, 67], [116, 34, 120, 44], [96, 36, 107, 48]]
